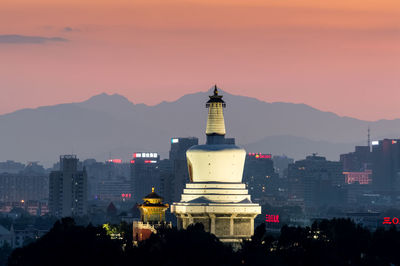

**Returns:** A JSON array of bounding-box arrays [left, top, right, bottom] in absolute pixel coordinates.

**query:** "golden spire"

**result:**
[[213, 85, 218, 95], [152, 187, 155, 193]]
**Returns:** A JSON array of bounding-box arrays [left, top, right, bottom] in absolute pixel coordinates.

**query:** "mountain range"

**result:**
[[1, 89, 399, 167]]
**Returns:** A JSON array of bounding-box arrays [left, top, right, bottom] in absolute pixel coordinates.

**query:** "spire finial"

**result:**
[[152, 187, 155, 193], [214, 85, 218, 96]]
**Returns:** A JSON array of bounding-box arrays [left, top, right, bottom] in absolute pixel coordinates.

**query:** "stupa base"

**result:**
[[171, 182, 261, 243]]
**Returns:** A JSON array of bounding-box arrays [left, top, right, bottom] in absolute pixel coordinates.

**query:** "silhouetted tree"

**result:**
[[240, 223, 281, 266], [8, 217, 123, 266], [0, 242, 12, 266], [8, 217, 400, 266], [123, 223, 235, 266], [367, 226, 400, 265]]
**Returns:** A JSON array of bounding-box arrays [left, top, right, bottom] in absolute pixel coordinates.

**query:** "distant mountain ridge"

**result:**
[[0, 89, 399, 166]]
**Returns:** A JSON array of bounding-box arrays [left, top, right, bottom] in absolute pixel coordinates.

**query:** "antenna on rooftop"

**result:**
[[368, 126, 371, 148]]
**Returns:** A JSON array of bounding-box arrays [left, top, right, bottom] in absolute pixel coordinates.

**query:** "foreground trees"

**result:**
[[8, 217, 123, 266], [240, 219, 400, 266], [7, 218, 400, 266], [128, 223, 235, 266]]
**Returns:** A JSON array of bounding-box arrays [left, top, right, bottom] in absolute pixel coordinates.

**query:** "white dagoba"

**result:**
[[171, 86, 261, 243]]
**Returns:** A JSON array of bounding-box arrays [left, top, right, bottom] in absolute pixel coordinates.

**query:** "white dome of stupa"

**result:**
[[186, 85, 246, 183]]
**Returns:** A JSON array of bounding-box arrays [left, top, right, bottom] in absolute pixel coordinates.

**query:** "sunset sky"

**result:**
[[0, 0, 399, 120]]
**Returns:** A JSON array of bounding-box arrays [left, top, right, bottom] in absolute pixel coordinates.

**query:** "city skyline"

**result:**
[[1, 0, 399, 120], [2, 1, 400, 264]]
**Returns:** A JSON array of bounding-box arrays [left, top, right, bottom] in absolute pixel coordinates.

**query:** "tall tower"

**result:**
[[171, 86, 261, 244]]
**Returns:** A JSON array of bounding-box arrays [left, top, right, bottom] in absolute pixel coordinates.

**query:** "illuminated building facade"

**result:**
[[344, 170, 372, 185], [171, 86, 261, 243], [133, 188, 170, 244], [137, 187, 169, 222], [130, 152, 160, 202], [49, 155, 88, 217], [340, 146, 373, 205]]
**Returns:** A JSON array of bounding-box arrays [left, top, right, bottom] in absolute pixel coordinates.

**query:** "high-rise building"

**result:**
[[371, 139, 400, 199], [288, 154, 345, 209], [130, 152, 160, 202], [340, 146, 371, 172], [0, 174, 48, 203], [165, 137, 198, 203], [49, 155, 88, 217], [84, 159, 131, 202], [171, 86, 261, 244], [0, 161, 25, 174], [340, 146, 373, 206], [272, 155, 294, 178], [243, 153, 278, 201], [158, 158, 171, 201], [0, 162, 48, 203]]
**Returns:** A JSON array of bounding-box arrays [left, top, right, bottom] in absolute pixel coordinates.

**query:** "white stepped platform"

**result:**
[[171, 182, 261, 243], [179, 182, 252, 203]]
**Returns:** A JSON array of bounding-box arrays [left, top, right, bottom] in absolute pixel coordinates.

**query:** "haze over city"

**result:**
[[1, 0, 400, 120]]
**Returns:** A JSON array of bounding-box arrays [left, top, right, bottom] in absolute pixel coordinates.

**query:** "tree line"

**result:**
[[5, 217, 400, 266]]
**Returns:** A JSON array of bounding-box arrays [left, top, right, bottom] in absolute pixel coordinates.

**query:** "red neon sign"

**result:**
[[130, 160, 135, 164], [265, 214, 279, 223], [248, 153, 272, 159], [383, 217, 399, 225], [107, 159, 122, 164]]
